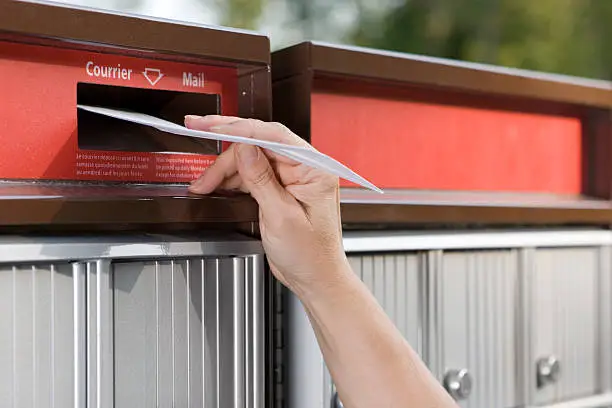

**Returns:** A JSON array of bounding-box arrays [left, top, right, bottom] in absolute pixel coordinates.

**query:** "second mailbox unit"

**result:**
[[273, 41, 612, 408]]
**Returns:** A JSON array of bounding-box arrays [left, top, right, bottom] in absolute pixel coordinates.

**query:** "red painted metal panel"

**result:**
[[311, 91, 582, 193], [0, 40, 237, 183]]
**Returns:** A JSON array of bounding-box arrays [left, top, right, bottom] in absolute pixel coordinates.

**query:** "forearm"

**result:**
[[297, 260, 458, 408]]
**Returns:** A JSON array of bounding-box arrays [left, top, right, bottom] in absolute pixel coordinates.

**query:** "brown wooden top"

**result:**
[[340, 189, 612, 226], [272, 41, 612, 108], [0, 183, 258, 228], [0, 0, 270, 65]]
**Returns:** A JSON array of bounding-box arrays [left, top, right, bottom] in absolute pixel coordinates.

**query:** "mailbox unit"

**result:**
[[273, 42, 612, 408], [0, 2, 278, 408]]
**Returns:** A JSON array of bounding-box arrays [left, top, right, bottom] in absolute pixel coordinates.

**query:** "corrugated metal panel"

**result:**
[[435, 250, 520, 408], [533, 247, 599, 405], [112, 257, 253, 408], [348, 253, 422, 354], [0, 263, 80, 408]]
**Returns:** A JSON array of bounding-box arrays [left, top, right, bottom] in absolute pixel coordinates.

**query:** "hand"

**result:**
[[185, 115, 350, 298]]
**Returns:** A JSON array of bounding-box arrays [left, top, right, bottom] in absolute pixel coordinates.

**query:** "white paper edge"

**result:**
[[77, 104, 383, 193]]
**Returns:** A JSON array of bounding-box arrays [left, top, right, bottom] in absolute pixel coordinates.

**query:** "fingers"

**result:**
[[186, 115, 310, 148], [185, 115, 238, 130], [217, 173, 247, 193], [188, 144, 237, 194], [234, 143, 295, 211]]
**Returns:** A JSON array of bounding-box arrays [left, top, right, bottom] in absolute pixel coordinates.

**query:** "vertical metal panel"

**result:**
[[0, 263, 81, 408], [348, 253, 423, 355], [86, 260, 114, 408], [425, 250, 444, 378], [598, 246, 612, 394], [206, 259, 221, 408], [533, 247, 599, 405], [188, 259, 204, 408], [285, 291, 328, 408], [246, 255, 265, 408], [113, 255, 260, 408], [518, 249, 535, 406], [435, 250, 520, 408]]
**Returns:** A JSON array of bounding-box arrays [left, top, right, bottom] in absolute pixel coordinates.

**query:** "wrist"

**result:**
[[290, 255, 359, 307]]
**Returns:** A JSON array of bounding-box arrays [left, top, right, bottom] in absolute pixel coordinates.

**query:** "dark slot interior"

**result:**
[[77, 83, 221, 154]]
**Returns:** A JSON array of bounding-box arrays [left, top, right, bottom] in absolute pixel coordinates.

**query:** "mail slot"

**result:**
[[0, 1, 271, 184]]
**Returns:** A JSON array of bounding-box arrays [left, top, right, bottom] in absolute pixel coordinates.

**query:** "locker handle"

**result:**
[[332, 391, 344, 408], [443, 368, 473, 400], [537, 355, 561, 388]]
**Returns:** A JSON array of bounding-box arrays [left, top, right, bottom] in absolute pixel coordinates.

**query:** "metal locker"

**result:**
[[429, 249, 522, 408], [112, 257, 261, 408], [529, 246, 608, 406], [348, 254, 423, 354], [286, 233, 426, 408], [0, 262, 83, 407], [0, 234, 266, 408]]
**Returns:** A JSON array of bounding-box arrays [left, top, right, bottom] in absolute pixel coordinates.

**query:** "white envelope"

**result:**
[[77, 105, 383, 193]]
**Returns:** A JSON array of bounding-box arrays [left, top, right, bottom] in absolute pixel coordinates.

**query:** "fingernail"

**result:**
[[237, 144, 259, 165], [188, 177, 210, 194]]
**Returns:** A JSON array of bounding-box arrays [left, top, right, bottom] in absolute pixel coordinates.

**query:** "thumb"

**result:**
[[235, 143, 289, 209]]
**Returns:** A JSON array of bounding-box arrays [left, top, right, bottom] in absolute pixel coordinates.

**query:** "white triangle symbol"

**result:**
[[143, 68, 164, 86]]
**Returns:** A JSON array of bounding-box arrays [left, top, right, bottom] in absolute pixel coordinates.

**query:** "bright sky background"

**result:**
[[53, 0, 358, 49]]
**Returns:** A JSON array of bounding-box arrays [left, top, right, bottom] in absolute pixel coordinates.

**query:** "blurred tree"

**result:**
[[217, 0, 266, 29], [350, 0, 611, 80]]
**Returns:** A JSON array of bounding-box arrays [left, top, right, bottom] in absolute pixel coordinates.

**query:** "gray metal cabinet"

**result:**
[[286, 242, 426, 408], [529, 247, 609, 406], [283, 229, 612, 408], [0, 234, 265, 408], [348, 253, 423, 355], [428, 250, 522, 408], [0, 263, 79, 407]]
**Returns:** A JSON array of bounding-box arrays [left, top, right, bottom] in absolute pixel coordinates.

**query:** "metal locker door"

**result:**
[[0, 262, 85, 408], [431, 249, 521, 408], [0, 234, 266, 408], [530, 247, 601, 405], [285, 231, 427, 408], [349, 253, 424, 355], [111, 255, 265, 408]]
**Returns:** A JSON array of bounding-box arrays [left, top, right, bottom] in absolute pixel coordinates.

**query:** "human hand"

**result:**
[[185, 115, 350, 298]]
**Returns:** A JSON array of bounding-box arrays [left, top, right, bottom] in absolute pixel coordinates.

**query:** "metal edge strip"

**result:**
[[531, 392, 612, 408], [0, 237, 264, 263], [343, 230, 612, 253]]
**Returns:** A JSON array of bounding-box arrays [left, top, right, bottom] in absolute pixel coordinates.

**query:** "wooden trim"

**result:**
[[0, 183, 258, 228], [272, 72, 313, 141], [582, 109, 612, 199], [0, 0, 270, 65], [339, 189, 612, 226], [273, 42, 612, 108]]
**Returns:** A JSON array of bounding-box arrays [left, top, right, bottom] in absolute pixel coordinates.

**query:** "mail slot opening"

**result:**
[[77, 82, 221, 154]]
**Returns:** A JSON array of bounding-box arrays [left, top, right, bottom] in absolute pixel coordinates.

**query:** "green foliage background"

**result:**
[[220, 0, 611, 80], [350, 0, 611, 80]]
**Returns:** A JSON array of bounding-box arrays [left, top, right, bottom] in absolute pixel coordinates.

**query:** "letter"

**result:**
[[121, 69, 128, 80], [127, 69, 133, 80], [100, 66, 109, 77], [93, 65, 101, 76], [86, 61, 94, 76]]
